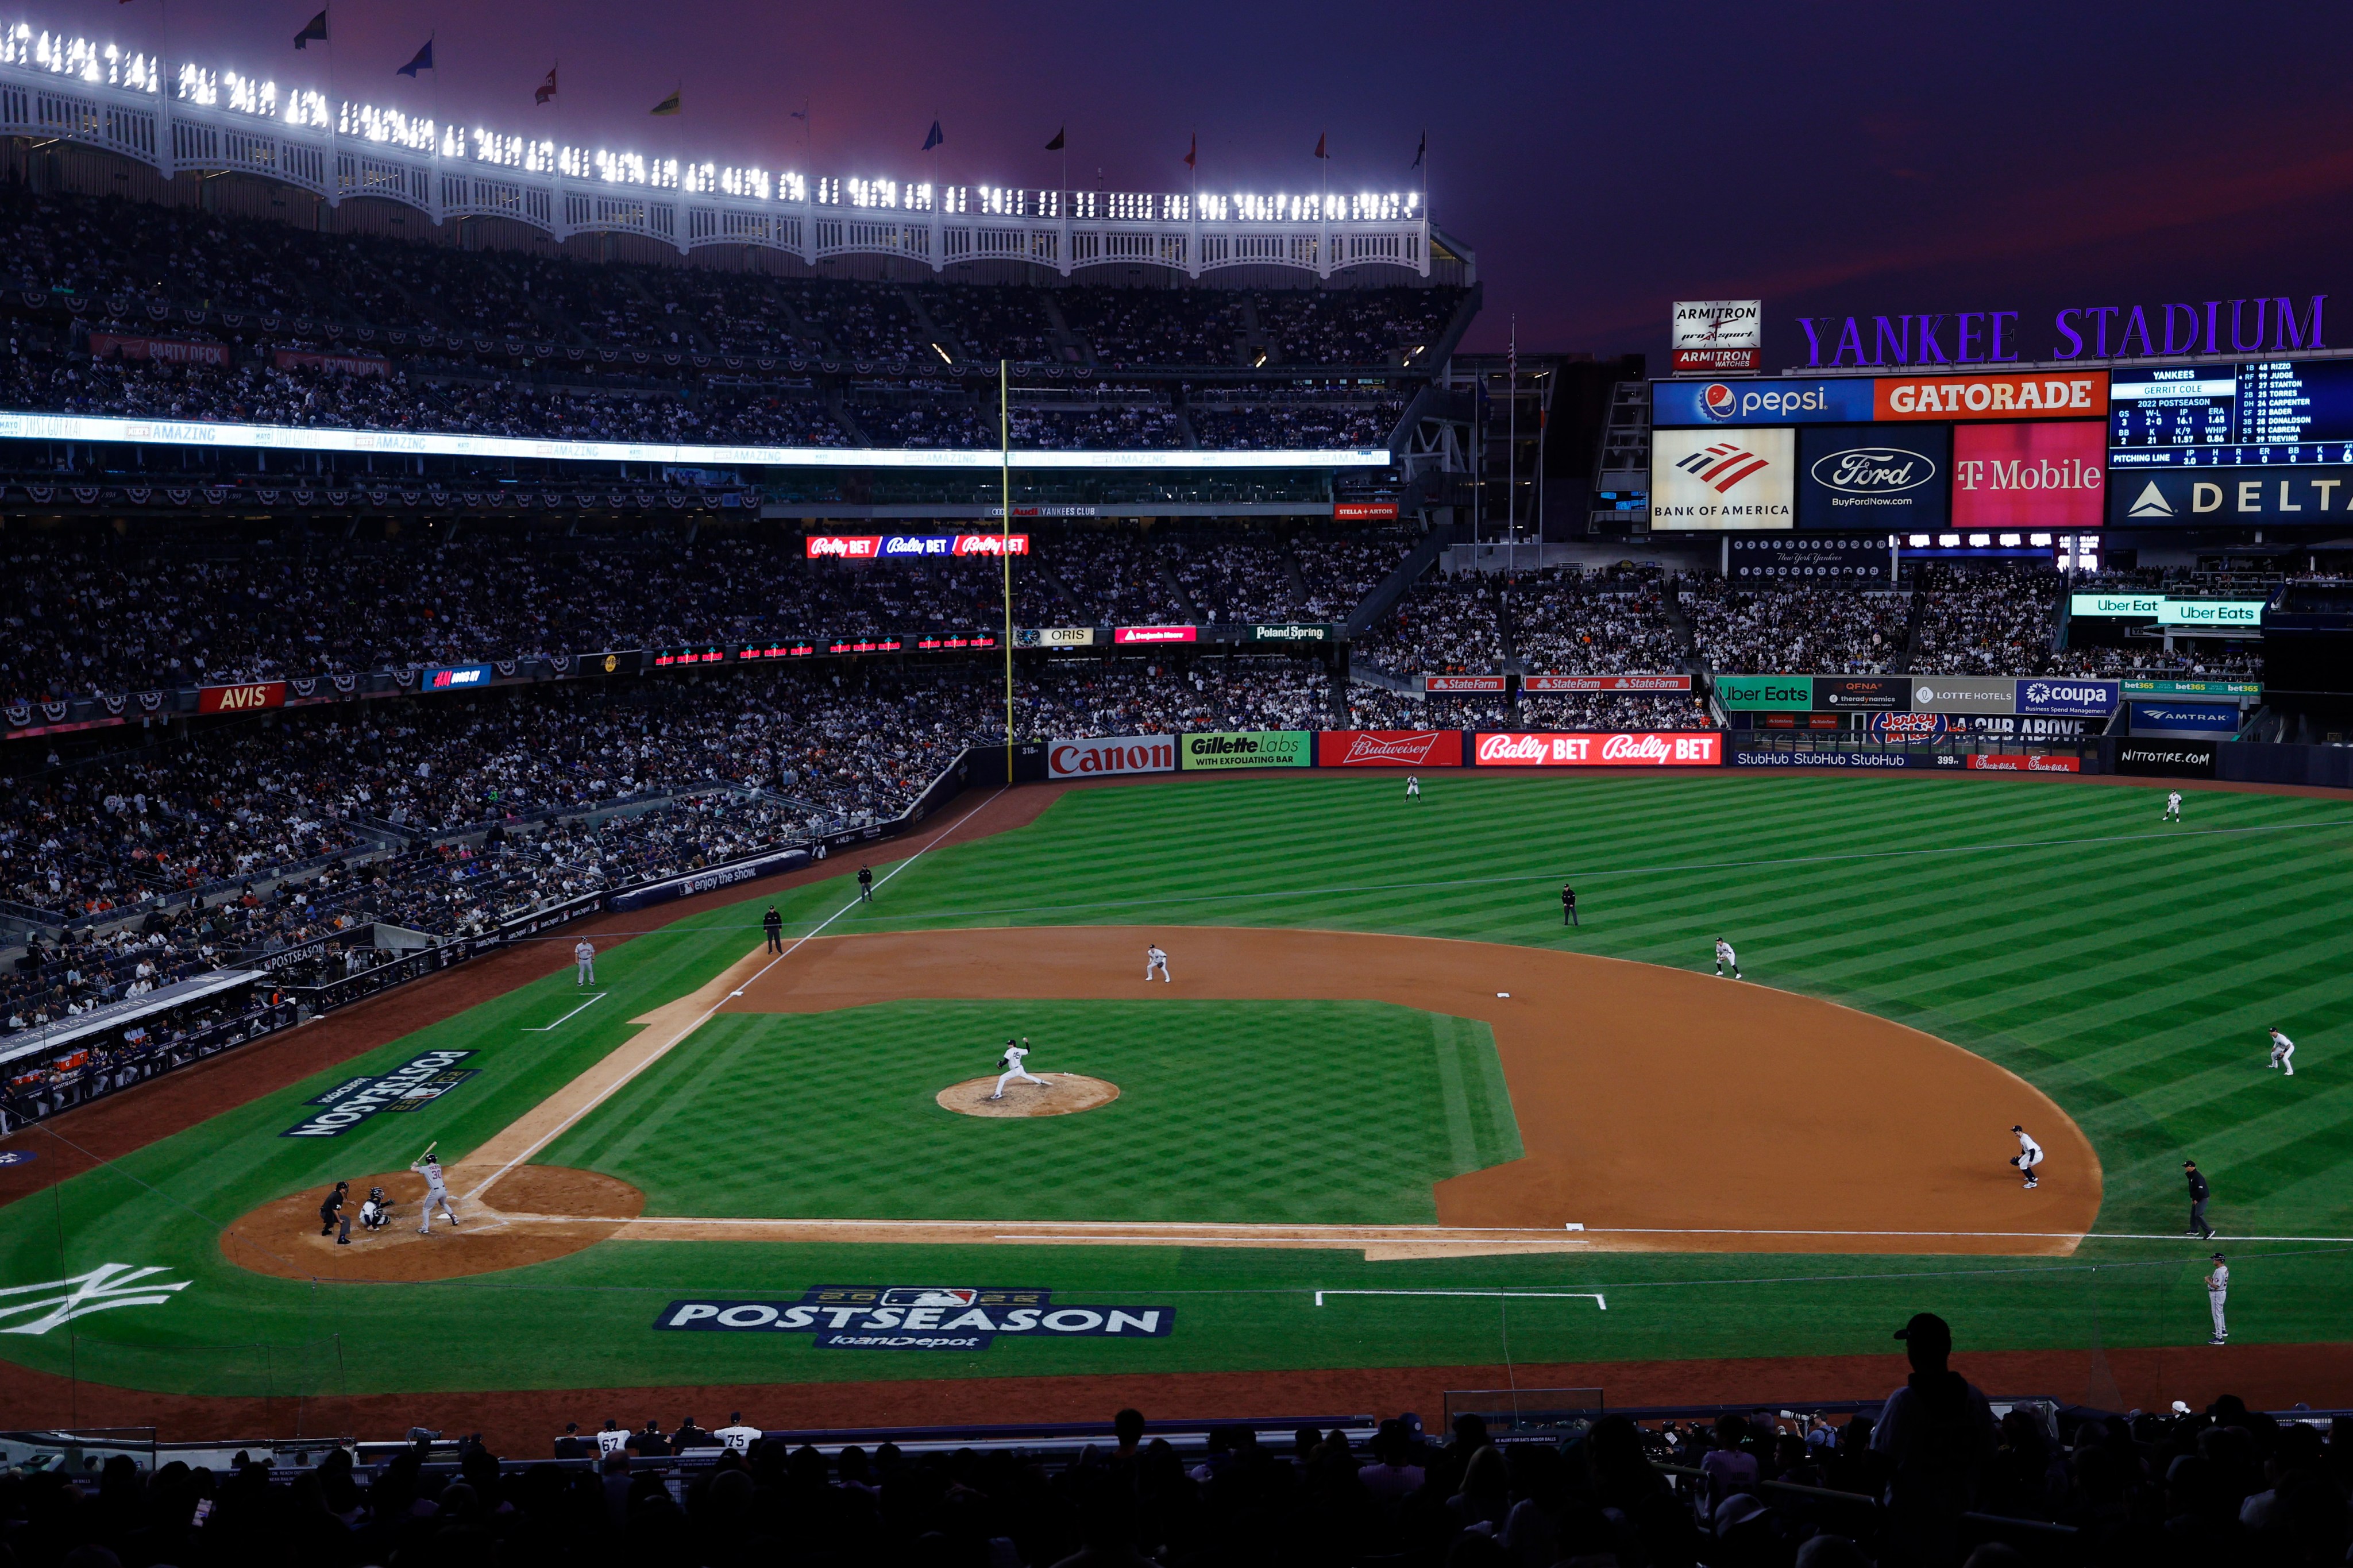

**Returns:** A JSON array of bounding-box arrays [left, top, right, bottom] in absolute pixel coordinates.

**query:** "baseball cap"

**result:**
[[1893, 1311, 1951, 1347], [2211, 1252, 2225, 1261]]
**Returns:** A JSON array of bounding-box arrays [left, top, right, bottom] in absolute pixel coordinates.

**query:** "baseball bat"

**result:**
[[420, 1141, 438, 1161]]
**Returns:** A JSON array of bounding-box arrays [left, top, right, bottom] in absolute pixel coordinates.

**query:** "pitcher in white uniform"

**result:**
[[989, 1038, 1050, 1100]]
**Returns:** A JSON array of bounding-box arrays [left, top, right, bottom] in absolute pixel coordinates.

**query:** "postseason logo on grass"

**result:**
[[281, 1049, 479, 1138], [654, 1286, 1175, 1351]]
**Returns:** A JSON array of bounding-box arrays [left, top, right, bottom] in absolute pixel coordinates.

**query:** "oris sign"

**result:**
[[1473, 732, 1723, 768]]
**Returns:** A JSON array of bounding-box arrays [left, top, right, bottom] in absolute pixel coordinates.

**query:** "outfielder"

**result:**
[[573, 939, 596, 986], [2205, 1253, 2229, 1344], [2163, 790, 2183, 822], [1713, 938, 1741, 980], [1145, 943, 1170, 983], [2268, 1027, 2296, 1076], [2009, 1125, 2043, 1189], [989, 1038, 1050, 1100], [412, 1149, 460, 1233], [1405, 775, 1421, 799]]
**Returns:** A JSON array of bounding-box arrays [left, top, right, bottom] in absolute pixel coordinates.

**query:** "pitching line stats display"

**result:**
[[2111, 361, 2353, 468]]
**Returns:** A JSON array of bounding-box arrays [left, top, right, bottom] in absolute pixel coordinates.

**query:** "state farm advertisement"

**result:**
[[1424, 675, 1507, 693], [1317, 729, 1465, 768], [1047, 735, 1177, 778], [1523, 674, 1693, 692], [197, 681, 287, 715], [1874, 372, 2108, 421], [1952, 423, 2105, 528], [1474, 732, 1723, 767]]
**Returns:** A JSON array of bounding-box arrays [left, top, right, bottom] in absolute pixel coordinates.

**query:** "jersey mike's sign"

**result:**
[[655, 1285, 1174, 1350], [1472, 732, 1723, 767], [196, 681, 287, 715]]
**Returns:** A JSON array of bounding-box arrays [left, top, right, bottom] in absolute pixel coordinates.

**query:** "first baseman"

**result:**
[[1713, 938, 1741, 980], [573, 939, 596, 986], [412, 1152, 460, 1233], [2205, 1253, 2229, 1343], [989, 1038, 1049, 1100], [2268, 1027, 2296, 1076], [1145, 943, 1170, 982], [2163, 790, 2183, 822], [2009, 1124, 2043, 1189]]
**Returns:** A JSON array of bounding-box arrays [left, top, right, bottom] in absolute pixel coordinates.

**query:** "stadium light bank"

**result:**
[[0, 21, 1446, 282]]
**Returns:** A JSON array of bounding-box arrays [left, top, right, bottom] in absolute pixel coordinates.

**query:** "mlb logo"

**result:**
[[880, 1288, 978, 1308]]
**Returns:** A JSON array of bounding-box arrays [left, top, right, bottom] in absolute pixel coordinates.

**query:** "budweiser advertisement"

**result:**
[[1474, 732, 1723, 767], [1424, 674, 1507, 693], [1047, 735, 1177, 779], [1522, 674, 1692, 693], [1965, 752, 2081, 773], [1316, 729, 1465, 768], [197, 681, 287, 715]]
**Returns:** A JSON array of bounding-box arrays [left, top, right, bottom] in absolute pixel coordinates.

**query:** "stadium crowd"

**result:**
[[1681, 581, 1913, 677], [0, 1383, 2341, 1567]]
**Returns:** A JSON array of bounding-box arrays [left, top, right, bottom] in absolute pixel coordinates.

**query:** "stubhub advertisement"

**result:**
[[1653, 378, 1877, 427]]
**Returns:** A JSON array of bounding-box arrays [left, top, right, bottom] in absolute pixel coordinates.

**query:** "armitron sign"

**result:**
[[1473, 732, 1723, 767], [198, 682, 287, 715], [1047, 736, 1176, 778]]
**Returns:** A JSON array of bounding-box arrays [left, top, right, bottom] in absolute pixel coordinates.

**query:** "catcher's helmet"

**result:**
[[369, 1187, 386, 1202]]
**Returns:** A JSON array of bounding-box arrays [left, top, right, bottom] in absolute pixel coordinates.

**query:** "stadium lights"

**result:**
[[1908, 534, 1931, 547], [7, 15, 1435, 237], [2030, 533, 2052, 546], [1969, 534, 1992, 547], [1999, 533, 2021, 547]]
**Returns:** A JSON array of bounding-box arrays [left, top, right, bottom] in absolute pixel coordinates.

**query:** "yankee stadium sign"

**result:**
[[654, 1286, 1175, 1350]]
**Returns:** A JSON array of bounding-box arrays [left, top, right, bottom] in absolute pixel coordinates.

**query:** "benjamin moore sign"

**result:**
[[1179, 731, 1311, 770], [283, 1050, 478, 1137], [655, 1285, 1174, 1350]]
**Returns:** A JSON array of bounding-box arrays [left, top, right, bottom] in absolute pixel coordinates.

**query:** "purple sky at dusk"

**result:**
[[54, 0, 2351, 365]]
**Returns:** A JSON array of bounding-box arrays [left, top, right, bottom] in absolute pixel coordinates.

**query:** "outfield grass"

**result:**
[[3, 768, 2351, 1397]]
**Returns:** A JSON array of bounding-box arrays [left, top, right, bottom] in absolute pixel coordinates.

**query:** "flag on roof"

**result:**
[[1182, 133, 1195, 169], [1313, 133, 1327, 159], [923, 119, 944, 151], [292, 10, 327, 48], [650, 87, 681, 116], [534, 65, 557, 106], [396, 39, 433, 78]]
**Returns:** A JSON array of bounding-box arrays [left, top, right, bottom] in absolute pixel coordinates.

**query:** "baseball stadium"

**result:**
[[0, 5, 2349, 1564]]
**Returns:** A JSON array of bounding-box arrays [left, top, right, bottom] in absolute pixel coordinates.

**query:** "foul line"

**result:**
[[462, 786, 1008, 1201], [1314, 1289, 1606, 1310], [523, 992, 607, 1032]]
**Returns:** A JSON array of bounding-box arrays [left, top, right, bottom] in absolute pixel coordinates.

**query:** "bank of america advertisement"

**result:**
[[1649, 428, 1795, 530]]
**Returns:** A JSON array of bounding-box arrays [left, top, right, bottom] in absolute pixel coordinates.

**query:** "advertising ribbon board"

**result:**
[[1731, 748, 1962, 770], [2115, 739, 2219, 777], [1113, 626, 1197, 645], [1712, 675, 1812, 711], [1178, 731, 1312, 771], [1331, 502, 1399, 521], [1316, 729, 1464, 768], [1047, 736, 1177, 779], [1908, 677, 2018, 715], [2129, 702, 2240, 735], [2017, 679, 2120, 717], [1472, 732, 1723, 767], [1424, 675, 1508, 693], [1246, 624, 1334, 643], [1869, 712, 1948, 740], [1027, 627, 1098, 647], [197, 681, 287, 715], [425, 663, 493, 690], [1523, 674, 1692, 693], [1812, 676, 1907, 712], [2120, 678, 2260, 699], [1965, 753, 2083, 773]]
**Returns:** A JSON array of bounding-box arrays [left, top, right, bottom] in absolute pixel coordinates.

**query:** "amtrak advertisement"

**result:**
[[1797, 424, 1950, 530]]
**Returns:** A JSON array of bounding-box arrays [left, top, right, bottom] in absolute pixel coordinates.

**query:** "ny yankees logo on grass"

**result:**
[[0, 1264, 191, 1337]]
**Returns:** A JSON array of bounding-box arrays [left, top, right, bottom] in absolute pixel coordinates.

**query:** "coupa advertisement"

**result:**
[[654, 1286, 1174, 1351], [1179, 732, 1312, 771]]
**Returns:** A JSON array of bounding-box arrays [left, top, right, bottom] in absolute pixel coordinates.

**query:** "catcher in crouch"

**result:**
[[989, 1037, 1052, 1100]]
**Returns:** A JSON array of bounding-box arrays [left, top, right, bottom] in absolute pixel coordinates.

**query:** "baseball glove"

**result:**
[[997, 1057, 1009, 1069], [2008, 1156, 2021, 1168]]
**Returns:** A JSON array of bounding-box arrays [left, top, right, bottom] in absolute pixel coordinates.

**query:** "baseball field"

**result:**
[[6, 766, 2353, 1444]]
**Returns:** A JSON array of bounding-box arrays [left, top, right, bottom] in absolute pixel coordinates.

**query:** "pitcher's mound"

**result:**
[[938, 1075, 1120, 1118]]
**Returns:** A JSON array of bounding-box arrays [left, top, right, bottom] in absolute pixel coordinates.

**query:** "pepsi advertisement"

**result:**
[[1653, 377, 1877, 427], [1797, 424, 1950, 530]]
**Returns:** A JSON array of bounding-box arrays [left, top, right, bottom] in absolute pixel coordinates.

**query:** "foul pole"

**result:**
[[1001, 359, 1013, 779]]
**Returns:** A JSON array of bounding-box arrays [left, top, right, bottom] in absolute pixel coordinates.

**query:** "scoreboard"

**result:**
[[2111, 360, 2353, 468]]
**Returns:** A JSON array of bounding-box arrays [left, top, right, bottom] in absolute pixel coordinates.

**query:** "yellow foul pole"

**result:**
[[1001, 359, 1013, 779]]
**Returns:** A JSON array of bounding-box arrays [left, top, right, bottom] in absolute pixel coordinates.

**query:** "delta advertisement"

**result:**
[[1649, 428, 1795, 530], [1317, 729, 1464, 768], [1473, 732, 1723, 767], [1047, 736, 1177, 778], [2111, 469, 2353, 524], [1179, 731, 1313, 771]]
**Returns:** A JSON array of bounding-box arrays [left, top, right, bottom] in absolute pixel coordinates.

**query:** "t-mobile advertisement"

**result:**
[[1951, 422, 2106, 528]]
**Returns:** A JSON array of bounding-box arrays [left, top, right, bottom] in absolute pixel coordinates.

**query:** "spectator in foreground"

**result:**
[[1872, 1311, 1997, 1566]]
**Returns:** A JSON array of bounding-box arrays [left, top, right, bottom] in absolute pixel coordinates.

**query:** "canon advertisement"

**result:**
[[1316, 730, 1465, 768], [1649, 428, 1795, 530], [1047, 736, 1177, 779], [1797, 426, 1949, 530], [1473, 732, 1723, 767]]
